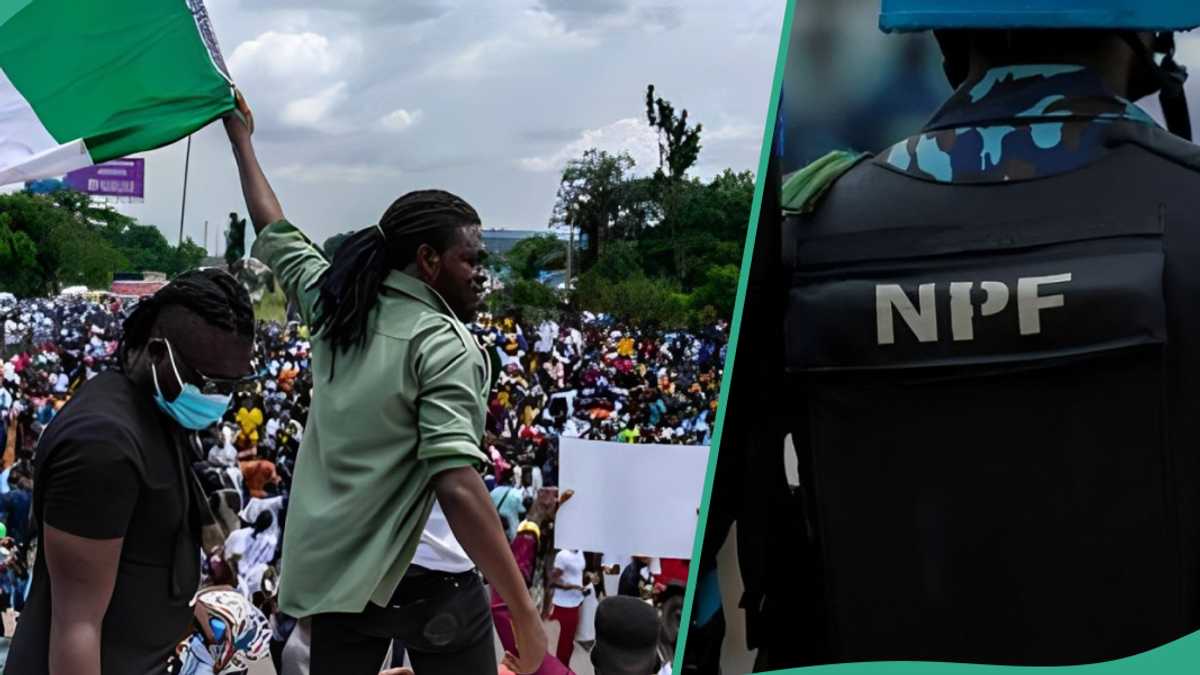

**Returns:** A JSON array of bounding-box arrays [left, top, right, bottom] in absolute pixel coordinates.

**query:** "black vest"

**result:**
[[779, 122, 1200, 665]]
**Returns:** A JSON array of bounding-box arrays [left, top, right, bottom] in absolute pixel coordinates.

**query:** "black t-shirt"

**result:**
[[6, 371, 200, 675]]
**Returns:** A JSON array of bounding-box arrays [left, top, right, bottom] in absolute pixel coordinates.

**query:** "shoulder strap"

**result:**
[[781, 150, 871, 215]]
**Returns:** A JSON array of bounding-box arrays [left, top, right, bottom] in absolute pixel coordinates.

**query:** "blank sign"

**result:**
[[555, 438, 710, 559]]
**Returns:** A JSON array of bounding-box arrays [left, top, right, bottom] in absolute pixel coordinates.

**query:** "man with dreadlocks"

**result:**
[[222, 94, 547, 674], [6, 270, 257, 675]]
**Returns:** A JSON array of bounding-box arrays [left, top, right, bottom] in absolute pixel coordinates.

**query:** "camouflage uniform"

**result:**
[[880, 64, 1159, 183]]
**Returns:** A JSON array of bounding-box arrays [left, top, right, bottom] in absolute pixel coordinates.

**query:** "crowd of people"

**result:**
[[0, 290, 725, 673]]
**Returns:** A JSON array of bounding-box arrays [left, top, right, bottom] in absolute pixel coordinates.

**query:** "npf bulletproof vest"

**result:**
[[781, 124, 1200, 665]]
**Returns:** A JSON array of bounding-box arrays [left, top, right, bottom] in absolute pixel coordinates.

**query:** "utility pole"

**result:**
[[566, 222, 574, 289], [203, 219, 209, 256], [178, 135, 192, 246]]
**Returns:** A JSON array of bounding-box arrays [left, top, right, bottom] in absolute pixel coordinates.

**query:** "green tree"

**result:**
[[172, 238, 208, 275], [53, 214, 129, 289], [645, 84, 703, 282], [0, 191, 128, 293], [100, 221, 177, 273], [581, 240, 642, 282], [0, 212, 43, 296], [504, 234, 567, 280], [549, 149, 636, 270], [646, 84, 702, 181], [486, 278, 562, 323], [573, 271, 688, 328], [689, 263, 740, 319]]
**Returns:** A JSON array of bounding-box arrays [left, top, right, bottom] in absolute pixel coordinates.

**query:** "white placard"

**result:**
[[555, 438, 710, 559]]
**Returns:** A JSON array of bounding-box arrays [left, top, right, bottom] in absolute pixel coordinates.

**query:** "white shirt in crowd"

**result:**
[[411, 500, 474, 574], [265, 417, 281, 441], [225, 525, 278, 597], [535, 321, 558, 353], [553, 549, 587, 608], [240, 496, 285, 542]]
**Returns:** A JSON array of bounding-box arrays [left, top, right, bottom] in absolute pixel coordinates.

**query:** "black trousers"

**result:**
[[309, 566, 495, 675]]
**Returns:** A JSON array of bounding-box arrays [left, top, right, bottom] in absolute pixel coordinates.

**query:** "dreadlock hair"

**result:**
[[312, 189, 480, 380], [119, 269, 255, 369]]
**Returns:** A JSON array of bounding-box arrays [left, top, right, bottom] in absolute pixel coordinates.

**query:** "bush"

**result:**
[[689, 263, 739, 319], [509, 278, 560, 309], [487, 278, 563, 324], [573, 271, 689, 328]]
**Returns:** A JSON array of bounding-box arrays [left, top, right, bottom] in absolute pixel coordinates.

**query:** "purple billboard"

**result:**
[[64, 158, 145, 198]]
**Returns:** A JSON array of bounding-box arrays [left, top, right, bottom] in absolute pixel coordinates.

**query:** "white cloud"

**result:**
[[518, 117, 660, 173], [228, 31, 363, 131], [281, 82, 349, 129], [276, 161, 403, 183], [228, 31, 361, 80], [379, 108, 423, 132], [705, 122, 759, 142], [423, 9, 595, 81]]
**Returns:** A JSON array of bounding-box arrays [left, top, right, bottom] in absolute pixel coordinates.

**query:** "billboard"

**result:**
[[64, 158, 144, 198]]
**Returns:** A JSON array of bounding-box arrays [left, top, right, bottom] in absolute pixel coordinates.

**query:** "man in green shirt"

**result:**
[[222, 94, 546, 675]]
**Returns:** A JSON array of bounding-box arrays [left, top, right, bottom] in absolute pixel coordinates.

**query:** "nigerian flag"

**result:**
[[0, 0, 234, 186]]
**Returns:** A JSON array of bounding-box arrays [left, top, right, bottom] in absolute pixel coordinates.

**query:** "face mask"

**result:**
[[152, 340, 232, 430]]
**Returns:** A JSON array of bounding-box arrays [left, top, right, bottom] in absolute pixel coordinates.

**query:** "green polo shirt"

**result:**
[[251, 220, 490, 616]]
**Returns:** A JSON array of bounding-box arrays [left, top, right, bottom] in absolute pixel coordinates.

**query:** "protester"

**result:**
[[548, 548, 589, 666], [225, 511, 278, 599], [5, 270, 256, 675], [591, 596, 664, 675], [222, 92, 547, 675]]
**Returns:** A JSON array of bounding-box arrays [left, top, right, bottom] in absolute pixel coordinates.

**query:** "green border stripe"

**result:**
[[760, 629, 1200, 674], [672, 0, 796, 671]]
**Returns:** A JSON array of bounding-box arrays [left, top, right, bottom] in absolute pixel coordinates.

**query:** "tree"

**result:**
[[0, 212, 43, 296], [504, 234, 567, 280], [0, 191, 127, 294], [645, 84, 703, 281], [549, 149, 636, 270], [646, 84, 703, 182], [0, 188, 211, 294], [689, 263, 740, 319], [173, 238, 208, 274]]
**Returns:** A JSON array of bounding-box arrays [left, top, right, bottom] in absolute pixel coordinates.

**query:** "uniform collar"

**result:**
[[380, 270, 459, 319], [877, 64, 1161, 184], [925, 64, 1158, 132]]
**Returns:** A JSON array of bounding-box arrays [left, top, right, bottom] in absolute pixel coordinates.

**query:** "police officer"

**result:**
[[692, 1, 1200, 671]]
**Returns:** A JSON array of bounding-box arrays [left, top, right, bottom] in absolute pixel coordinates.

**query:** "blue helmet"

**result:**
[[880, 0, 1200, 33], [880, 0, 1197, 140]]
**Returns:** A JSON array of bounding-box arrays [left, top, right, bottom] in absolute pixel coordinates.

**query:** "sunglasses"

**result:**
[[186, 364, 257, 396]]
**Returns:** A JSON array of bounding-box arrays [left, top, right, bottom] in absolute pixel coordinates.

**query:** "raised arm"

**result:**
[[223, 91, 284, 234], [224, 90, 328, 324]]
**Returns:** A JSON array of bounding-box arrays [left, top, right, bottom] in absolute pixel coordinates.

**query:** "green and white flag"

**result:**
[[0, 0, 234, 186]]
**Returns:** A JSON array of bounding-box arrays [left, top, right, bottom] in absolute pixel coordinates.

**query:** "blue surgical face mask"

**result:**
[[152, 340, 232, 430]]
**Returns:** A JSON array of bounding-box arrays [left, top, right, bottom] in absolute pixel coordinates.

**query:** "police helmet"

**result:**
[[880, 0, 1198, 139], [880, 0, 1200, 33]]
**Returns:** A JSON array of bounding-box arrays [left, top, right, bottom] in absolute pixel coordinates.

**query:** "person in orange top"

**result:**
[[278, 366, 298, 394], [241, 456, 279, 499]]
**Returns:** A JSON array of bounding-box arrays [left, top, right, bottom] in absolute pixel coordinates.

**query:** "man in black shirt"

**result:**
[[6, 270, 256, 675]]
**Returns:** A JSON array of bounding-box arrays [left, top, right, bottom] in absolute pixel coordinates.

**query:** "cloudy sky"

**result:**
[[110, 0, 784, 251]]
